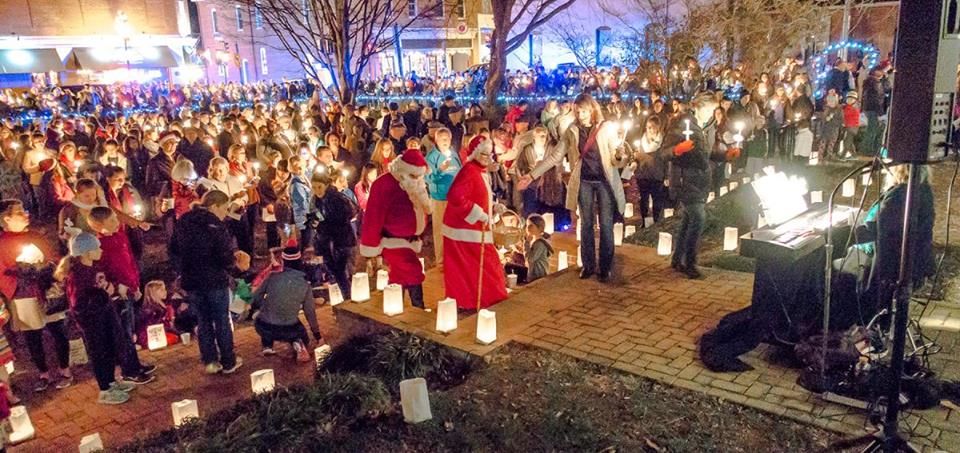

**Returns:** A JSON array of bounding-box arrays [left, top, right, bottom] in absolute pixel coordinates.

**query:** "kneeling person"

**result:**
[[251, 244, 321, 362]]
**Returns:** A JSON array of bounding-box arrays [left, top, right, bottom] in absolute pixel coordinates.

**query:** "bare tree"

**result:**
[[239, 0, 448, 104], [548, 12, 614, 70], [485, 0, 577, 107]]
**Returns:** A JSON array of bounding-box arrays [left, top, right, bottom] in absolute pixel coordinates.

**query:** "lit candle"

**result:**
[[16, 244, 44, 265], [683, 119, 692, 140], [241, 135, 249, 145], [252, 161, 261, 175], [733, 121, 745, 148], [133, 203, 143, 219]]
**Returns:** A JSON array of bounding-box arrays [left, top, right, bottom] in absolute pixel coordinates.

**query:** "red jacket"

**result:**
[[843, 104, 861, 128]]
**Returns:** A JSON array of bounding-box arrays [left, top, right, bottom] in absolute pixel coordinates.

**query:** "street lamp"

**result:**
[[115, 11, 133, 74]]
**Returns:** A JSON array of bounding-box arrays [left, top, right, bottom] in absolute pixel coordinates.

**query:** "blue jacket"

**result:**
[[425, 148, 462, 201], [290, 173, 312, 229]]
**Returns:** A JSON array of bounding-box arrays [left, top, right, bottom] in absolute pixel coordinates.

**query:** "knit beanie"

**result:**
[[69, 232, 101, 257]]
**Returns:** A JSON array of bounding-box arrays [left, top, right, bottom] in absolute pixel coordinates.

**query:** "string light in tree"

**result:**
[[812, 40, 880, 99]]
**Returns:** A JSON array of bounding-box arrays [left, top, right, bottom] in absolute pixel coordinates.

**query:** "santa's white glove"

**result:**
[[477, 212, 490, 225]]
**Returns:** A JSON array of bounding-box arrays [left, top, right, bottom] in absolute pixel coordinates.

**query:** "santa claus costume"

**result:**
[[442, 136, 508, 311], [359, 150, 432, 308]]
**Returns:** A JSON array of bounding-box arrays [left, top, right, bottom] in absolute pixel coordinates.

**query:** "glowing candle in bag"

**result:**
[[707, 192, 715, 203], [719, 187, 728, 196], [171, 399, 199, 427], [375, 269, 389, 291], [146, 324, 168, 351], [250, 369, 275, 394], [79, 433, 104, 453], [328, 284, 344, 306], [8, 406, 34, 443], [725, 163, 733, 177], [383, 284, 404, 316], [476, 309, 497, 345], [314, 344, 331, 368], [614, 223, 624, 246], [743, 177, 751, 184], [663, 208, 674, 219], [351, 273, 370, 302], [557, 250, 568, 271], [643, 216, 653, 228], [657, 233, 672, 256], [842, 179, 855, 197], [624, 203, 634, 218], [723, 227, 739, 251], [435, 298, 458, 333], [625, 225, 636, 237], [399, 377, 433, 423], [542, 213, 555, 234], [861, 172, 871, 185], [729, 182, 738, 191], [811, 191, 823, 204]]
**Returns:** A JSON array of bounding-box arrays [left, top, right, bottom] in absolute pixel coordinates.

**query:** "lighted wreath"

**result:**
[[812, 40, 880, 99]]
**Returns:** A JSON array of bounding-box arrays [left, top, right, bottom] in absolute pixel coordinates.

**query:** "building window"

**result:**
[[407, 0, 417, 17], [235, 5, 244, 30], [260, 47, 269, 75], [254, 6, 263, 28], [211, 9, 219, 34], [454, 0, 465, 18]]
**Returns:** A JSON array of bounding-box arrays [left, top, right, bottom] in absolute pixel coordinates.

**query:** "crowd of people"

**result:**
[[0, 51, 898, 416]]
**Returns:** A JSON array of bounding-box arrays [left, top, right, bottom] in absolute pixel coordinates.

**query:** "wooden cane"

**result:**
[[476, 212, 487, 312]]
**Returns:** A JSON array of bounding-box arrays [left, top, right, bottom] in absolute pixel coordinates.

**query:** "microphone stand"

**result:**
[[819, 160, 872, 390]]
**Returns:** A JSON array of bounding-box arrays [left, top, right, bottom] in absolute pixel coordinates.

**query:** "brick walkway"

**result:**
[[7, 306, 343, 452], [340, 232, 960, 452]]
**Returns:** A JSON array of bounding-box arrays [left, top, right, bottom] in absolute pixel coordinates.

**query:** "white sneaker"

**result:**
[[204, 362, 224, 375], [261, 347, 277, 356], [98, 388, 130, 405], [109, 381, 136, 393], [222, 357, 243, 374]]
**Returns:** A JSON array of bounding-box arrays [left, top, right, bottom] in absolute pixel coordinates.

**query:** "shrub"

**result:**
[[317, 331, 477, 391], [119, 374, 390, 452]]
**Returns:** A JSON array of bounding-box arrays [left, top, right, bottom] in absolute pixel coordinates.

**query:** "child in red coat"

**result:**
[[841, 92, 861, 158]]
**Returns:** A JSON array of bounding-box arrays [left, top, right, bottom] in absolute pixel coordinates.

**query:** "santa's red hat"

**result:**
[[464, 135, 492, 162], [389, 149, 428, 176]]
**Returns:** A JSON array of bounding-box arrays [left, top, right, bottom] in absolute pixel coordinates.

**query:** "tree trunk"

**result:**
[[484, 37, 506, 108]]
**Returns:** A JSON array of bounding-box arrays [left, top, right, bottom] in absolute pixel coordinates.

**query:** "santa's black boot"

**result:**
[[406, 285, 425, 309]]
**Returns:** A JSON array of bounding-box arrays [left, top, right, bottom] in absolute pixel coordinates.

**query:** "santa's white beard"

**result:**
[[397, 174, 433, 214]]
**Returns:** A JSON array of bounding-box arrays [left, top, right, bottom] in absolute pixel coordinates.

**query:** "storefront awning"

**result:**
[[66, 46, 179, 71], [0, 49, 66, 74], [402, 39, 473, 50]]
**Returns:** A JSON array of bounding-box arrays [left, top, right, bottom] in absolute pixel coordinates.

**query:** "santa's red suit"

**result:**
[[443, 136, 508, 310], [359, 151, 429, 288]]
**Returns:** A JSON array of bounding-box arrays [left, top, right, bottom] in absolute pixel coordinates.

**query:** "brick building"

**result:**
[[189, 0, 305, 84], [0, 0, 196, 87]]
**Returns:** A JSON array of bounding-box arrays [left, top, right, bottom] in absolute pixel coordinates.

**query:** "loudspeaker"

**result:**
[[886, 0, 960, 162]]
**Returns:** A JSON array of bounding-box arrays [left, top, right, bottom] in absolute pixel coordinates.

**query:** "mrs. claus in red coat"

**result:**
[[443, 136, 508, 311], [359, 150, 431, 308]]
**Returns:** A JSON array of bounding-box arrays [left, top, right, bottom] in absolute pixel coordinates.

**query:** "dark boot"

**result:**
[[406, 285, 425, 309]]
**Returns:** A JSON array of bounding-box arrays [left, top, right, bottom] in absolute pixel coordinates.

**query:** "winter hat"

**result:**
[[281, 238, 301, 262], [388, 149, 428, 176], [69, 232, 101, 257], [845, 91, 859, 102], [158, 131, 179, 147], [464, 135, 493, 162]]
